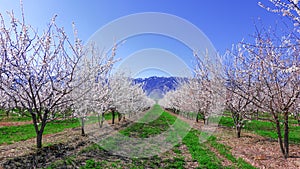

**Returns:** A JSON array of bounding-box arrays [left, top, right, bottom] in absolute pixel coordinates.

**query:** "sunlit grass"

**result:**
[[0, 118, 80, 145], [219, 116, 300, 143]]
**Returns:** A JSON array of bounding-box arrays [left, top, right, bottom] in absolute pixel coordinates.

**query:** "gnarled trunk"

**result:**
[[36, 131, 43, 149], [196, 112, 200, 123], [274, 116, 286, 158], [32, 109, 48, 149], [118, 112, 122, 122], [112, 110, 115, 124], [236, 125, 242, 138], [81, 117, 85, 136], [283, 112, 289, 158]]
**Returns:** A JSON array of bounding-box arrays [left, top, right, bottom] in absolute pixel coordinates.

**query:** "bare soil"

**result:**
[[0, 121, 32, 127], [215, 127, 300, 169]]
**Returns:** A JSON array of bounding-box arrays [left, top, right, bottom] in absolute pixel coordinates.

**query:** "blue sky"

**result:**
[[0, 0, 287, 78]]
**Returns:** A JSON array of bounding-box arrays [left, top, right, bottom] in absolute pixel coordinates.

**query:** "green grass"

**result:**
[[0, 118, 80, 145], [118, 105, 191, 145], [46, 155, 78, 169], [79, 159, 123, 169], [102, 112, 117, 121], [219, 116, 300, 143], [78, 142, 186, 169], [176, 111, 204, 121], [84, 111, 122, 122], [45, 105, 256, 169], [97, 105, 190, 158], [80, 159, 109, 169], [79, 148, 185, 169], [0, 115, 32, 122], [137, 104, 163, 122], [101, 106, 255, 169], [183, 129, 223, 169], [79, 156, 186, 169], [182, 129, 256, 169], [0, 109, 32, 122], [78, 143, 104, 154], [119, 105, 177, 138]]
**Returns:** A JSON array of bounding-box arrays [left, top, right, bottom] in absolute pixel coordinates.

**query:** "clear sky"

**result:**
[[0, 0, 288, 78]]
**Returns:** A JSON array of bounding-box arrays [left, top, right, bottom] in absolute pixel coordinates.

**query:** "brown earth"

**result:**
[[216, 127, 300, 169], [0, 121, 32, 127]]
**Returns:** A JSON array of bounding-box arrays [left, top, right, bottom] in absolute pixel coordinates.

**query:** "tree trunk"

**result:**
[[31, 109, 48, 149], [283, 113, 289, 158], [81, 117, 85, 136], [32, 113, 40, 148], [118, 112, 122, 122], [100, 112, 105, 128], [196, 112, 200, 123], [112, 111, 115, 124], [97, 113, 101, 128], [275, 117, 286, 158], [36, 131, 43, 149], [236, 126, 242, 138], [38, 119, 47, 149]]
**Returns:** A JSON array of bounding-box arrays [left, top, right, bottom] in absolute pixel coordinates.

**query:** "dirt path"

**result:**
[[167, 110, 300, 169], [215, 127, 300, 169], [0, 127, 82, 163], [0, 121, 32, 127]]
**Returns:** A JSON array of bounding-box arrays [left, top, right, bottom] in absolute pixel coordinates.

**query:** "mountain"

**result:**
[[134, 76, 183, 99]]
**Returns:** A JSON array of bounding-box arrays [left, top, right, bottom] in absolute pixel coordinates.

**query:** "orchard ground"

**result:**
[[0, 105, 299, 168]]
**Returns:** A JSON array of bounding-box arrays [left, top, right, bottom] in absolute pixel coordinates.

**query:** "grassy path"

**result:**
[[172, 110, 300, 168], [3, 105, 299, 168], [165, 109, 255, 169], [219, 116, 300, 144], [0, 119, 80, 145], [0, 105, 256, 168], [79, 105, 255, 169]]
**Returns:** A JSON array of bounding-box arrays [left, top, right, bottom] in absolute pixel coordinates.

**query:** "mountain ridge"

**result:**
[[134, 76, 185, 99]]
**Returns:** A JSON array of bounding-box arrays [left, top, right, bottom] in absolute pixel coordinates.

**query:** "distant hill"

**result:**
[[134, 76, 184, 99]]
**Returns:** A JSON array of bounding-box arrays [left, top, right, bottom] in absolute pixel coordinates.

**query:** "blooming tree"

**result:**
[[173, 79, 211, 124], [159, 80, 197, 120], [193, 51, 225, 125], [0, 90, 13, 117], [0, 7, 86, 148], [224, 45, 258, 138], [160, 73, 224, 126], [292, 97, 300, 125], [227, 29, 300, 158], [259, 0, 300, 27], [71, 44, 115, 136], [106, 73, 153, 124], [158, 90, 180, 113]]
